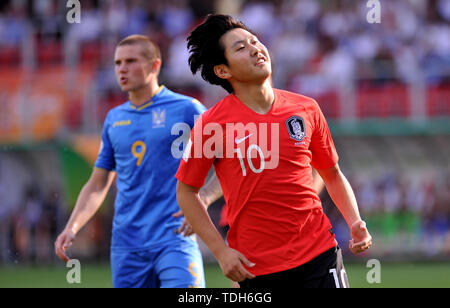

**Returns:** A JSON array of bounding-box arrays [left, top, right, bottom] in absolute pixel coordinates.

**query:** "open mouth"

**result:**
[[255, 57, 267, 66]]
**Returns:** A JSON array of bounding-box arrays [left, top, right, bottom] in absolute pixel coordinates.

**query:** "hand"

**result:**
[[54, 229, 76, 263], [172, 210, 195, 236], [349, 220, 372, 254], [216, 247, 256, 282]]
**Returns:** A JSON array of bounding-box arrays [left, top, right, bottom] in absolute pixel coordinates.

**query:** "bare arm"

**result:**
[[55, 168, 115, 262], [199, 172, 223, 207], [312, 168, 325, 195], [174, 171, 223, 236], [176, 181, 255, 282], [317, 164, 372, 254]]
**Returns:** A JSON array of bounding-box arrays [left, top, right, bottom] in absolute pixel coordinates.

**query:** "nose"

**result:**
[[115, 61, 127, 74], [250, 44, 262, 57], [118, 63, 128, 73]]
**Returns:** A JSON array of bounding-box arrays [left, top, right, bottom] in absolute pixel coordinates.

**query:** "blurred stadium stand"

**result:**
[[0, 0, 449, 265]]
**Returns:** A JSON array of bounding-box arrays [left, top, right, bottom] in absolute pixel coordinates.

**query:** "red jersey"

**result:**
[[176, 89, 339, 276]]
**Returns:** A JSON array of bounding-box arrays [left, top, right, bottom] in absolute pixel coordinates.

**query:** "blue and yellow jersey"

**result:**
[[95, 86, 206, 251]]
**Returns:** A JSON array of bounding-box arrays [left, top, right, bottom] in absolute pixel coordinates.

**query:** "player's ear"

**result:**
[[151, 58, 162, 74], [214, 64, 231, 80]]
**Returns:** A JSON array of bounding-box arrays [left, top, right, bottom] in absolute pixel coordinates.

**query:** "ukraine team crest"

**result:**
[[152, 108, 166, 128], [286, 116, 306, 142]]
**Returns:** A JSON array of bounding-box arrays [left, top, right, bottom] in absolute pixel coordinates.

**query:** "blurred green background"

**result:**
[[1, 262, 450, 288]]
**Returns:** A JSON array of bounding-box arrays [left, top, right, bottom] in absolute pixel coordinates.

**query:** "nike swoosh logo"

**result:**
[[235, 134, 253, 144]]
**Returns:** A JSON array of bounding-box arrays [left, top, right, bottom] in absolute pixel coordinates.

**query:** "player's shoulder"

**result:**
[[159, 86, 206, 112], [275, 88, 318, 108], [104, 101, 131, 120], [161, 86, 192, 102], [275, 88, 322, 119], [199, 94, 234, 122], [159, 86, 200, 105]]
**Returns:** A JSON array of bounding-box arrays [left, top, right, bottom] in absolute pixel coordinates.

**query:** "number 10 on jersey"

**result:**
[[234, 144, 265, 176]]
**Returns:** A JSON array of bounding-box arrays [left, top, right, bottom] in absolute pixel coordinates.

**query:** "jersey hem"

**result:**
[[110, 236, 198, 253], [250, 241, 338, 277]]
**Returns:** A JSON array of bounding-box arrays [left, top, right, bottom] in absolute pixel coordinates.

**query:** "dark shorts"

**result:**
[[239, 246, 349, 289]]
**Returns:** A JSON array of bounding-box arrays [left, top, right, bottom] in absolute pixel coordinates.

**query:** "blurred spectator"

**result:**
[[1, 0, 449, 91], [103, 0, 128, 39], [358, 178, 379, 215], [65, 0, 102, 44], [0, 1, 28, 48], [32, 0, 64, 42], [10, 185, 43, 264], [158, 0, 194, 38], [122, 0, 149, 37], [37, 188, 64, 263], [0, 182, 12, 263], [438, 0, 450, 21]]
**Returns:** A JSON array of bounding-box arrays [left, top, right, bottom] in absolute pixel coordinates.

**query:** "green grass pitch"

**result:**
[[0, 262, 449, 288]]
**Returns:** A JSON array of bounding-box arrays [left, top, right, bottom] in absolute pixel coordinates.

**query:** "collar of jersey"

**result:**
[[129, 85, 165, 111]]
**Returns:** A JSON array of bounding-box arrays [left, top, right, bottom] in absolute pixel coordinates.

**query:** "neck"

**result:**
[[233, 79, 274, 114], [129, 82, 161, 106]]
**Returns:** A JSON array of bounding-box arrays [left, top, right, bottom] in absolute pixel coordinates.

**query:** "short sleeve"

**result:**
[[309, 100, 339, 170], [185, 98, 207, 128], [94, 113, 116, 171], [176, 114, 215, 188]]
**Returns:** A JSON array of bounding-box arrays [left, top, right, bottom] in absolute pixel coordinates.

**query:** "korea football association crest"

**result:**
[[286, 116, 306, 142], [152, 108, 166, 128]]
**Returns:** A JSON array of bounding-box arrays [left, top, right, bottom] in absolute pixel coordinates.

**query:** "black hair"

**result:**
[[187, 14, 252, 94]]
